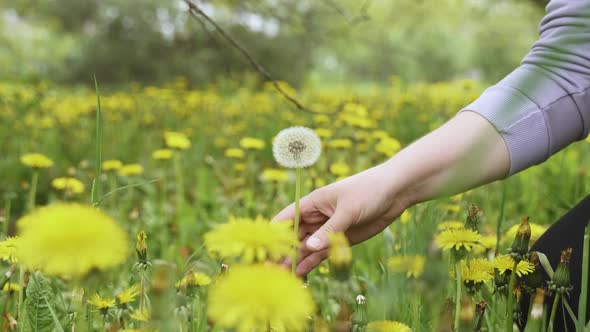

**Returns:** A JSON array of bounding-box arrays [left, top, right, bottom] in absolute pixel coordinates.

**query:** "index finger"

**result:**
[[271, 193, 329, 225]]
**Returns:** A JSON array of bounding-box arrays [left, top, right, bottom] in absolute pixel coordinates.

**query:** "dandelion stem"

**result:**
[[506, 260, 518, 332], [578, 224, 590, 330], [28, 171, 38, 211], [454, 261, 461, 332], [549, 293, 560, 332], [292, 167, 302, 275]]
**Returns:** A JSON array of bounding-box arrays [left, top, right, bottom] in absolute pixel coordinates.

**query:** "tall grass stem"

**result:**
[[91, 75, 103, 207], [578, 224, 590, 330]]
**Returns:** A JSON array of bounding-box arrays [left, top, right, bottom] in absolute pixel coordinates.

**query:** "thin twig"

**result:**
[[321, 0, 371, 25], [184, 0, 342, 115]]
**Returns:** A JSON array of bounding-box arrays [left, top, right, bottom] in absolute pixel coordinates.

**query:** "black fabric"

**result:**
[[518, 194, 590, 331]]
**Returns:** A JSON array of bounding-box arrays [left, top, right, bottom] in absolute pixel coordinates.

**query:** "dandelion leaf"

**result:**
[[25, 273, 63, 332]]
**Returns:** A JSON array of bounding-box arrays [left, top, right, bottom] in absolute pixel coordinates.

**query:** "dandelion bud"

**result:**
[[464, 204, 481, 232], [524, 288, 545, 332], [136, 231, 148, 264], [328, 232, 352, 281], [352, 295, 368, 331], [474, 300, 487, 332], [510, 217, 531, 259], [521, 253, 543, 294], [552, 248, 573, 291], [531, 288, 545, 319]]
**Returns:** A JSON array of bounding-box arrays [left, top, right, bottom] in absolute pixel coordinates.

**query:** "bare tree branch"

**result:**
[[184, 0, 342, 115], [321, 0, 371, 25]]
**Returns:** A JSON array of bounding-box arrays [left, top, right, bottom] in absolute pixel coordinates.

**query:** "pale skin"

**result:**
[[273, 111, 510, 276]]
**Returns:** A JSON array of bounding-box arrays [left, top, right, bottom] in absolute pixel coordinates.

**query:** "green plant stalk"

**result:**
[[454, 261, 461, 332], [28, 171, 38, 212], [549, 294, 560, 332], [4, 196, 11, 236], [91, 75, 103, 207], [496, 182, 507, 253], [173, 153, 184, 213], [292, 167, 302, 275], [506, 260, 519, 332], [17, 267, 24, 331], [579, 224, 590, 330]]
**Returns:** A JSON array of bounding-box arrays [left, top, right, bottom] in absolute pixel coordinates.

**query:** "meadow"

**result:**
[[1, 77, 590, 331]]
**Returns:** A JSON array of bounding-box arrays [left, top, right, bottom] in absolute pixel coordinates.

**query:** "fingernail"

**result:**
[[306, 236, 321, 250]]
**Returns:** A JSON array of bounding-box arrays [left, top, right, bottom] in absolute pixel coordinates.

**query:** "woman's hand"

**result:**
[[273, 111, 510, 277], [273, 163, 410, 276]]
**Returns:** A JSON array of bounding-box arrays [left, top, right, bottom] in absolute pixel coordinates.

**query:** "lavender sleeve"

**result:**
[[461, 0, 590, 175]]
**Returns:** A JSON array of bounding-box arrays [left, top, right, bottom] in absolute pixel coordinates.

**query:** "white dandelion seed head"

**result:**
[[355, 295, 366, 304], [272, 126, 321, 168]]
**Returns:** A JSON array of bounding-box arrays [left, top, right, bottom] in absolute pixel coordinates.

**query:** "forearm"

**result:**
[[379, 111, 509, 207]]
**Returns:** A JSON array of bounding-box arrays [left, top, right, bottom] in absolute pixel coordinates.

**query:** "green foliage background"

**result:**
[[1, 0, 545, 86]]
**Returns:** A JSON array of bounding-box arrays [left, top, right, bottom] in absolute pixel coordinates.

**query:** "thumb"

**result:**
[[305, 207, 352, 252]]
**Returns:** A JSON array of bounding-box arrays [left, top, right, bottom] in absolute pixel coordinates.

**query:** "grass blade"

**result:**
[[90, 75, 103, 207]]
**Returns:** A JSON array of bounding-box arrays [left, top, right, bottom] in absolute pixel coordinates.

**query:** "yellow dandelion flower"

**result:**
[[375, 137, 401, 156], [119, 164, 144, 177], [436, 228, 482, 252], [461, 258, 494, 284], [102, 160, 123, 172], [239, 137, 265, 150], [129, 308, 150, 322], [234, 163, 246, 172], [400, 210, 412, 224], [0, 237, 19, 263], [366, 320, 412, 332], [491, 255, 536, 277], [387, 255, 425, 278], [16, 203, 129, 277], [176, 270, 212, 288], [88, 293, 116, 309], [164, 131, 191, 150], [3, 282, 19, 293], [437, 220, 465, 231], [51, 177, 85, 194], [328, 232, 352, 268], [152, 149, 174, 160], [88, 293, 116, 316], [439, 203, 461, 213], [260, 168, 289, 183], [505, 222, 547, 244], [327, 138, 353, 149], [314, 128, 333, 139], [225, 148, 245, 159], [329, 162, 350, 177], [116, 284, 140, 305], [208, 264, 315, 332], [204, 216, 296, 263], [20, 153, 53, 169], [479, 234, 497, 249]]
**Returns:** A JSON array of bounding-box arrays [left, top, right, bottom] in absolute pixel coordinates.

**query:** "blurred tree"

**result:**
[[0, 0, 543, 85]]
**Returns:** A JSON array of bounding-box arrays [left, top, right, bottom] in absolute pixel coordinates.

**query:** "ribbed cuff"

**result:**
[[460, 85, 549, 175]]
